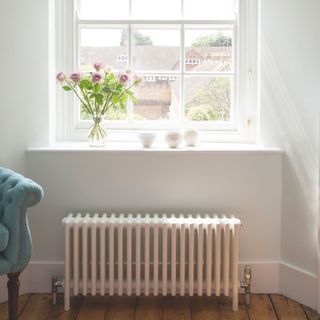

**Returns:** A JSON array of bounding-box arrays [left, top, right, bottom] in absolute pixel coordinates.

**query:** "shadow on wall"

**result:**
[[259, 37, 318, 273]]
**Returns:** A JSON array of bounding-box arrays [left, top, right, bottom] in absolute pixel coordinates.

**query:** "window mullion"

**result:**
[[127, 23, 134, 123], [180, 23, 185, 124], [127, 0, 133, 123]]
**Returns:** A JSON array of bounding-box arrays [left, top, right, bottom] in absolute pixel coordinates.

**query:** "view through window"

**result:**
[[76, 0, 237, 128]]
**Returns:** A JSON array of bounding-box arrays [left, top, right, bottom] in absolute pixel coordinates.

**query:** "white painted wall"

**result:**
[[25, 150, 282, 263], [0, 0, 319, 310], [259, 0, 320, 308], [0, 0, 50, 173]]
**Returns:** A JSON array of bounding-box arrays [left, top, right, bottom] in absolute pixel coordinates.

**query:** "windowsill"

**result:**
[[27, 142, 283, 154]]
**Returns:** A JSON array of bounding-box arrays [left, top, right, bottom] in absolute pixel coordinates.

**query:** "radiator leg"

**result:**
[[232, 291, 239, 312], [64, 288, 70, 311]]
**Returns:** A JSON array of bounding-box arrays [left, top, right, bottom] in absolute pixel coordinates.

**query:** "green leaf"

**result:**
[[95, 94, 103, 105], [94, 83, 100, 92], [102, 86, 110, 94], [62, 85, 72, 91], [130, 95, 138, 104], [79, 79, 92, 89], [120, 95, 127, 104], [112, 96, 119, 104]]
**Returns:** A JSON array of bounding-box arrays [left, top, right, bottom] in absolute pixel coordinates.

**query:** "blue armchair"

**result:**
[[0, 167, 43, 320]]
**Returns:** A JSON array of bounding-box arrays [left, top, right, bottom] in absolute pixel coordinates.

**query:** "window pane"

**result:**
[[133, 75, 180, 120], [185, 76, 232, 121], [80, 28, 128, 72], [131, 0, 181, 20], [76, 0, 129, 20], [132, 28, 180, 71], [184, 0, 236, 20], [185, 29, 233, 72]]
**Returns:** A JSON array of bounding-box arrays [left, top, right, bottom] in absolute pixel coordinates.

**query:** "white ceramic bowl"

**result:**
[[137, 132, 156, 148]]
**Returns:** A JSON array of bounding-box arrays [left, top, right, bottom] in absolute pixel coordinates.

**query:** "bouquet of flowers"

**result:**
[[56, 63, 143, 146]]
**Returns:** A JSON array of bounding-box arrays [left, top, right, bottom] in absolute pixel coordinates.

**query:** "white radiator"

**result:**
[[63, 213, 241, 311]]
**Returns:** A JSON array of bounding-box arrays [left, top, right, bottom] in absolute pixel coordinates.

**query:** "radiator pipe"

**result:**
[[52, 276, 64, 305], [240, 265, 252, 306]]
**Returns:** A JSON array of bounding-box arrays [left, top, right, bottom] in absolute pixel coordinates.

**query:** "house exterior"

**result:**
[[81, 45, 232, 120]]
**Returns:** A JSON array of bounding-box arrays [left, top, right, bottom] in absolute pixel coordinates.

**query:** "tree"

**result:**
[[186, 77, 231, 121], [120, 30, 153, 46], [192, 33, 232, 47], [186, 105, 221, 121]]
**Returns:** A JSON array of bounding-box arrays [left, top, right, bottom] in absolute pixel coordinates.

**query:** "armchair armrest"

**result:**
[[0, 168, 43, 272]]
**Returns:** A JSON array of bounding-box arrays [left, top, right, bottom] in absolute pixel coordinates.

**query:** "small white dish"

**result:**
[[137, 132, 156, 148]]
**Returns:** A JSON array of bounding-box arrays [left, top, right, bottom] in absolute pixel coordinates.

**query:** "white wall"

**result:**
[[22, 149, 284, 299], [259, 0, 320, 307], [260, 0, 320, 276], [0, 0, 50, 173], [0, 0, 319, 310], [26, 150, 282, 263]]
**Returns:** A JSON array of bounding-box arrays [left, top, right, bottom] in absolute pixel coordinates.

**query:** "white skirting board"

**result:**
[[0, 261, 317, 310], [279, 262, 317, 310]]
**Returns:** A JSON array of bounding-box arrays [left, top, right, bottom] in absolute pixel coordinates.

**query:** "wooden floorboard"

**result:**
[[191, 295, 220, 320], [19, 294, 53, 320], [163, 296, 192, 320], [270, 294, 308, 320], [105, 296, 136, 320], [46, 294, 83, 320], [302, 305, 320, 320], [245, 294, 278, 320], [0, 293, 318, 320], [217, 294, 249, 320], [135, 296, 163, 320], [0, 293, 31, 320], [76, 295, 108, 320]]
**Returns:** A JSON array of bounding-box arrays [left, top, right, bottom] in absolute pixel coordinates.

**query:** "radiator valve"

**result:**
[[240, 265, 251, 306], [52, 276, 64, 305]]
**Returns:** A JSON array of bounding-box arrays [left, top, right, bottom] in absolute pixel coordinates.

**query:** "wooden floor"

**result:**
[[0, 293, 319, 320]]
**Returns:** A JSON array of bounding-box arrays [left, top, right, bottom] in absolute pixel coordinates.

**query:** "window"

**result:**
[[117, 55, 128, 63], [185, 59, 200, 65], [56, 0, 258, 142]]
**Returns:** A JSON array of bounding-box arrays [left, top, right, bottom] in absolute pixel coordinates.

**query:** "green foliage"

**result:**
[[120, 30, 153, 46], [192, 33, 232, 47], [186, 105, 221, 121], [58, 67, 141, 122], [62, 85, 72, 91], [186, 77, 230, 121]]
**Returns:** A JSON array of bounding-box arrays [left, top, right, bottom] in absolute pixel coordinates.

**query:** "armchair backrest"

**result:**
[[0, 167, 43, 269]]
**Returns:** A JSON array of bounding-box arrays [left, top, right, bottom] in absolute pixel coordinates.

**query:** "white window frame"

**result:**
[[55, 0, 258, 143]]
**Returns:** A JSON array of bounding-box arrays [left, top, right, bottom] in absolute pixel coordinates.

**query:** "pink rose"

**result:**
[[70, 72, 81, 83], [132, 74, 144, 86], [93, 63, 104, 72], [118, 72, 129, 84], [105, 66, 113, 73], [56, 72, 66, 83], [92, 73, 102, 83], [125, 67, 132, 74]]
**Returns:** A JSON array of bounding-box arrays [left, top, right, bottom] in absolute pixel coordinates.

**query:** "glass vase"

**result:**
[[88, 116, 106, 147]]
